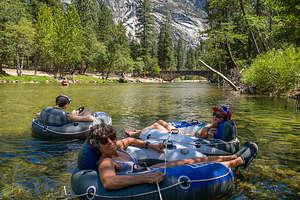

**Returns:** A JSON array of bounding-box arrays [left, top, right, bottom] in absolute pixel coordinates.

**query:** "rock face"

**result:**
[[100, 0, 208, 46], [63, 0, 208, 46]]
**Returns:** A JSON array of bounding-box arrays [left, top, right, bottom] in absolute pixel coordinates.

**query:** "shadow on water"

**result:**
[[0, 136, 83, 197]]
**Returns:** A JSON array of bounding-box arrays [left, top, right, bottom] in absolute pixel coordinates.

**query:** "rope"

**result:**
[[64, 169, 232, 199], [163, 133, 172, 174], [156, 181, 163, 200]]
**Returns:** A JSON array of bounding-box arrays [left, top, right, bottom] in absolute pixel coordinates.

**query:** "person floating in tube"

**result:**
[[125, 106, 232, 139], [36, 94, 95, 124], [77, 124, 258, 190]]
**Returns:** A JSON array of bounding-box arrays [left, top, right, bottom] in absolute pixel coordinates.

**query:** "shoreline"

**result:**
[[0, 68, 208, 84], [0, 68, 164, 83]]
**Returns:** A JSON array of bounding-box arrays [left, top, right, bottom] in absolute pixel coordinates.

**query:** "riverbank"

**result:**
[[0, 68, 164, 84]]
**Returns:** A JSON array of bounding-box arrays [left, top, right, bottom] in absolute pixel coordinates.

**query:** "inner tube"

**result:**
[[31, 112, 112, 140], [139, 127, 240, 155], [71, 162, 234, 200]]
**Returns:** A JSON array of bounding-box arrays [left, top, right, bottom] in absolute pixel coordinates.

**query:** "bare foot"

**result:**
[[125, 130, 141, 137]]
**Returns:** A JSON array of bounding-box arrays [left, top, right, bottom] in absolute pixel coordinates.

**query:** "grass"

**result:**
[[0, 75, 57, 83], [0, 74, 120, 84]]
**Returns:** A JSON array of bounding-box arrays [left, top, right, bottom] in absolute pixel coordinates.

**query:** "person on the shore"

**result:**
[[125, 106, 232, 139], [78, 124, 258, 190], [36, 94, 95, 125], [61, 78, 69, 86]]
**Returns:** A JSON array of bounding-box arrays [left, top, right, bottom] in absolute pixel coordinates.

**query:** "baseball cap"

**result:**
[[56, 94, 72, 107], [212, 106, 231, 120]]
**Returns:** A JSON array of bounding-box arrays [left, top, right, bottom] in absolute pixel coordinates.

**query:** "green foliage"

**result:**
[[243, 46, 300, 94], [143, 55, 160, 76], [53, 4, 84, 75], [2, 17, 36, 72], [176, 37, 184, 70], [157, 10, 175, 71], [97, 1, 114, 43], [73, 0, 99, 29], [136, 0, 156, 56], [36, 4, 55, 64], [0, 0, 30, 25]]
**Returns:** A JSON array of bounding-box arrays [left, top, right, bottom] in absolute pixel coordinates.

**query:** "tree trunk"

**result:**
[[256, 0, 261, 16], [16, 56, 23, 77], [239, 0, 260, 55], [250, 31, 260, 55], [199, 59, 238, 91], [225, 36, 239, 73]]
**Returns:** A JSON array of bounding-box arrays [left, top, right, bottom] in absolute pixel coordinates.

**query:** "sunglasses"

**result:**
[[213, 112, 224, 119], [99, 135, 117, 145]]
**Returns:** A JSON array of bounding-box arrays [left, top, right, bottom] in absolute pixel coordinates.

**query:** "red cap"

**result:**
[[212, 106, 231, 120]]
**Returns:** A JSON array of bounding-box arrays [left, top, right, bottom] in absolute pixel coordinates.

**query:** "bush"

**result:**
[[242, 46, 300, 94]]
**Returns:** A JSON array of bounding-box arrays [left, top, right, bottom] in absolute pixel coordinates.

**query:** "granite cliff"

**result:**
[[63, 0, 208, 46]]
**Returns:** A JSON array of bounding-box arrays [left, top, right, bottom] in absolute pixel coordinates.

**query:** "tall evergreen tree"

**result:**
[[136, 0, 156, 57], [53, 4, 84, 77], [97, 1, 114, 43], [176, 37, 184, 70], [157, 10, 175, 71], [186, 47, 194, 70], [157, 21, 165, 69], [73, 0, 99, 30], [73, 0, 100, 74], [36, 4, 55, 69]]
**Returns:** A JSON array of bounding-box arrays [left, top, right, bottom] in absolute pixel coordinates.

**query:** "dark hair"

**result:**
[[56, 95, 70, 108], [87, 124, 117, 155]]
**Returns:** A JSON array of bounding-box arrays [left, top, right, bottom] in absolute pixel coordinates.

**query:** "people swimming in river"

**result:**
[[125, 106, 232, 139], [77, 124, 258, 190], [36, 94, 95, 124]]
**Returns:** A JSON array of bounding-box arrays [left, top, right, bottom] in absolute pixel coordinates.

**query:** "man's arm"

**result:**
[[196, 123, 218, 138], [117, 138, 164, 153], [68, 113, 95, 122]]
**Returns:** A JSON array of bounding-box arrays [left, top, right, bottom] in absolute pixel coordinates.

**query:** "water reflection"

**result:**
[[0, 83, 299, 199]]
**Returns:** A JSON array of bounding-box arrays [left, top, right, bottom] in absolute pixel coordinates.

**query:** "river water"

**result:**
[[0, 83, 299, 199]]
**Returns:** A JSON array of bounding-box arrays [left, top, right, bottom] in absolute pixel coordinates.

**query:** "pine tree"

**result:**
[[97, 1, 114, 43], [73, 0, 99, 30], [73, 0, 100, 74], [136, 0, 156, 57], [176, 37, 184, 70], [157, 22, 165, 69], [157, 10, 175, 71], [53, 4, 84, 77], [36, 4, 55, 68]]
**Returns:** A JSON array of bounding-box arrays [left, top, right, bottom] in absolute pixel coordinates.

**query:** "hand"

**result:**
[[144, 171, 166, 184], [150, 143, 165, 153], [210, 121, 220, 128], [76, 106, 85, 114], [87, 115, 95, 121], [71, 110, 79, 115]]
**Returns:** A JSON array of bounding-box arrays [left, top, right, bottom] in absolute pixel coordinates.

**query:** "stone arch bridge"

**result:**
[[160, 70, 213, 81]]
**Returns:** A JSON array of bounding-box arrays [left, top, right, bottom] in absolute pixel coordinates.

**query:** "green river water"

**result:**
[[0, 83, 299, 199]]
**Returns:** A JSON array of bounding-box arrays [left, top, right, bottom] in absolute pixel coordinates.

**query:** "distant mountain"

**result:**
[[63, 0, 208, 46], [103, 0, 208, 46]]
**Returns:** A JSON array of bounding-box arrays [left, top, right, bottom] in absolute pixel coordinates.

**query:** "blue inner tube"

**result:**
[[71, 162, 234, 200]]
